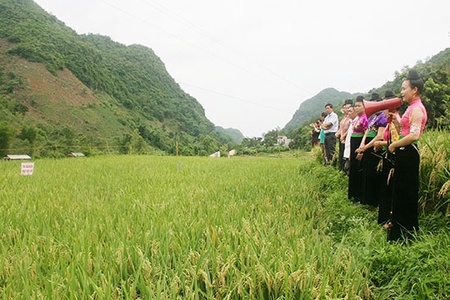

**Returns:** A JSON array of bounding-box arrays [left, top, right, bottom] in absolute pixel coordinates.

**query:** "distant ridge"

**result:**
[[215, 126, 245, 144], [284, 88, 358, 132], [284, 46, 450, 136]]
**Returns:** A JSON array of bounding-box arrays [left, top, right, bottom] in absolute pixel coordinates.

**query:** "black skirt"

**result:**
[[378, 151, 395, 224], [387, 144, 420, 241], [348, 136, 363, 201], [361, 137, 382, 206]]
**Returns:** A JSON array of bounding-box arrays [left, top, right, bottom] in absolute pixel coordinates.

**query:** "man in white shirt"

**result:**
[[321, 103, 339, 165]]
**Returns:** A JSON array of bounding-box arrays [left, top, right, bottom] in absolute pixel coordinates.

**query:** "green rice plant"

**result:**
[[0, 156, 372, 299], [1, 154, 449, 299], [310, 145, 325, 164], [419, 130, 450, 215]]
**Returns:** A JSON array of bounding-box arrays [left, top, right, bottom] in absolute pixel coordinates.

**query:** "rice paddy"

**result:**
[[0, 149, 448, 299]]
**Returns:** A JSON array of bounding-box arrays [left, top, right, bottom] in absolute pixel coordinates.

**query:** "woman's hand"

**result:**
[[356, 145, 365, 154], [388, 141, 397, 153], [374, 141, 382, 152]]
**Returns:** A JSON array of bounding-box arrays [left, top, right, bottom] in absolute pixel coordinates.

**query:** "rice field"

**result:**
[[419, 130, 450, 215], [1, 154, 449, 299]]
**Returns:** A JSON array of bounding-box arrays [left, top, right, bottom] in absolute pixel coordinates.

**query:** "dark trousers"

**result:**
[[324, 133, 337, 165], [348, 136, 363, 201], [338, 142, 345, 171]]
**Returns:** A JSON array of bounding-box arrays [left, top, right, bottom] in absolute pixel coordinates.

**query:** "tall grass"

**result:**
[[0, 155, 449, 299], [419, 130, 450, 216]]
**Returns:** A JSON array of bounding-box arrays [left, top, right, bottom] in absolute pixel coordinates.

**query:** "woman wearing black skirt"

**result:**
[[387, 70, 428, 241], [356, 93, 387, 208], [374, 91, 401, 225], [348, 96, 368, 203]]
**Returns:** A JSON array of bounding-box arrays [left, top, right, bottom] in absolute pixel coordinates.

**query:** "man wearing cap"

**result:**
[[321, 103, 339, 165]]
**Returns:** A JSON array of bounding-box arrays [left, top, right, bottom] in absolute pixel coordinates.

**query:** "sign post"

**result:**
[[21, 162, 34, 176]]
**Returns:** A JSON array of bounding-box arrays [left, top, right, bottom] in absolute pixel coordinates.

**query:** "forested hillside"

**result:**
[[283, 88, 358, 132], [373, 48, 450, 129], [215, 126, 245, 144], [285, 48, 450, 150], [0, 0, 235, 157]]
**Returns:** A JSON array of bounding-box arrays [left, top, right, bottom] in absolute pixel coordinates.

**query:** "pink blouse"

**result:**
[[400, 99, 428, 137], [338, 116, 351, 137], [352, 114, 368, 135]]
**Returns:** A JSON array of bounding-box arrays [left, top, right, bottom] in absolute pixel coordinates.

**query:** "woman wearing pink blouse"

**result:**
[[348, 96, 368, 203], [387, 70, 428, 241], [336, 99, 353, 172]]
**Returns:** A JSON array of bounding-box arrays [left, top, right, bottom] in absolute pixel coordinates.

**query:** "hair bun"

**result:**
[[407, 69, 421, 80]]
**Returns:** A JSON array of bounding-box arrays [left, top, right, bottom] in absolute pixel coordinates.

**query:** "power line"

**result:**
[[96, 0, 312, 100], [179, 82, 292, 115], [140, 0, 313, 96], [138, 0, 222, 45]]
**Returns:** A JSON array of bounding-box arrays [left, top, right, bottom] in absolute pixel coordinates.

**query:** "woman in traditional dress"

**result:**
[[356, 93, 388, 209], [336, 99, 353, 171], [343, 106, 357, 176], [374, 90, 401, 225], [348, 96, 368, 203], [387, 70, 428, 241]]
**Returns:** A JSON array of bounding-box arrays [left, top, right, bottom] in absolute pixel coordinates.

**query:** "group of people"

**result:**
[[311, 69, 428, 241]]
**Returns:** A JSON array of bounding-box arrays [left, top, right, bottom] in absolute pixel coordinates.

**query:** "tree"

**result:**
[[289, 126, 313, 151], [18, 125, 37, 145], [423, 77, 450, 129], [117, 133, 132, 154], [198, 134, 218, 156], [0, 122, 13, 157], [263, 128, 280, 146], [130, 129, 148, 154], [241, 137, 263, 148]]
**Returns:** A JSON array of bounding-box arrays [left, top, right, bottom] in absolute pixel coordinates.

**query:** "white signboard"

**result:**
[[21, 162, 34, 176]]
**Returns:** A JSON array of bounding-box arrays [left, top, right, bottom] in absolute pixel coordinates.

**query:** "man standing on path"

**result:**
[[321, 103, 339, 165]]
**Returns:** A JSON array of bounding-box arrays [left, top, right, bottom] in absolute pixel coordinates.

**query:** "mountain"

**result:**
[[374, 47, 450, 129], [214, 126, 245, 144], [0, 0, 236, 157], [285, 48, 450, 151], [283, 88, 358, 132], [285, 46, 450, 133]]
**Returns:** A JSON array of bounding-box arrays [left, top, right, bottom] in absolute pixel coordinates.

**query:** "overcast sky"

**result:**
[[33, 0, 450, 137]]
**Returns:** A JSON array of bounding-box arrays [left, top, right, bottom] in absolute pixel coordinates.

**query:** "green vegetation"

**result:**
[[419, 131, 450, 215], [284, 49, 450, 150], [1, 0, 449, 159], [284, 88, 357, 132], [1, 147, 448, 298], [371, 54, 450, 130], [214, 126, 245, 144], [0, 0, 235, 156], [0, 1, 448, 298]]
